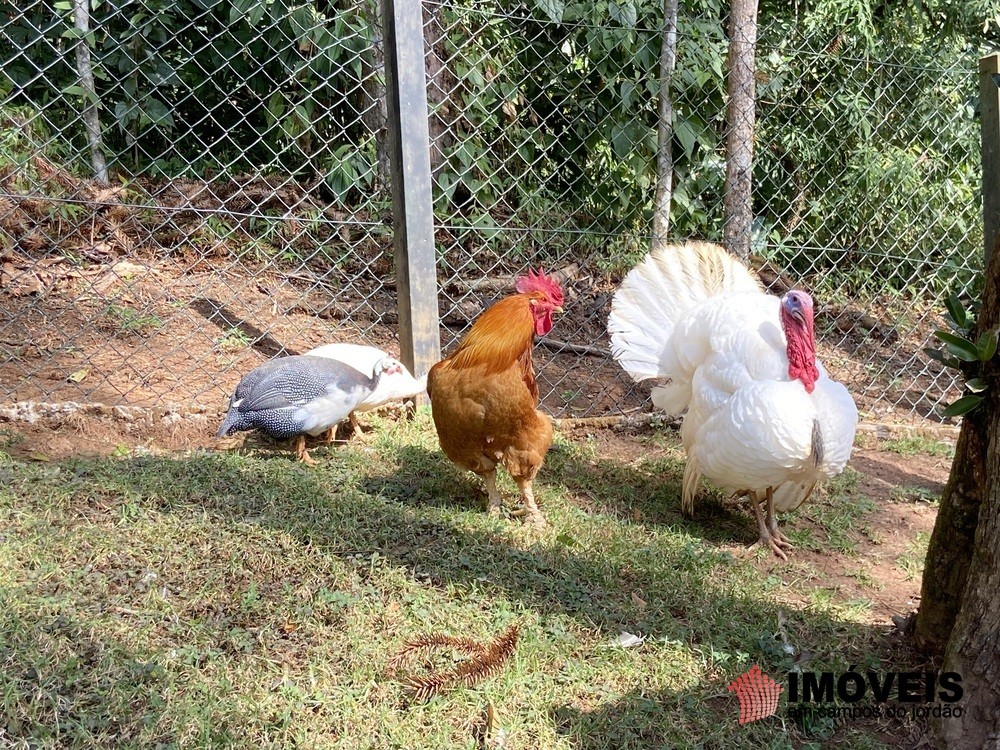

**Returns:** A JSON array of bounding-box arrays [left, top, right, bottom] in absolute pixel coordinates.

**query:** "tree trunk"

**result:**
[[651, 0, 679, 251], [917, 237, 1000, 746], [913, 407, 989, 654], [722, 0, 758, 261], [936, 402, 1000, 745], [72, 0, 108, 183], [422, 1, 452, 176], [358, 0, 390, 189]]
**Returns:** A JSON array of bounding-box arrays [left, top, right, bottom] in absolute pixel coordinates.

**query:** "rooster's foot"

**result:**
[[511, 506, 548, 528], [348, 413, 372, 442], [482, 471, 503, 516]]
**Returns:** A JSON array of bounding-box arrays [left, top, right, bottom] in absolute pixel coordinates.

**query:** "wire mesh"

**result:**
[[0, 0, 988, 425]]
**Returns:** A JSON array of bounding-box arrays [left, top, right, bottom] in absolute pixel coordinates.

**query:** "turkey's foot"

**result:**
[[749, 489, 791, 560], [748, 529, 790, 561]]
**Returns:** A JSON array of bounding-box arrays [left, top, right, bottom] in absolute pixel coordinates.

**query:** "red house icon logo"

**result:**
[[728, 664, 784, 724]]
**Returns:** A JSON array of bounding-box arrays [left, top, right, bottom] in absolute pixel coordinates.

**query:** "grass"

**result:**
[[102, 302, 164, 336], [880, 436, 954, 459], [897, 533, 932, 582], [0, 414, 922, 749]]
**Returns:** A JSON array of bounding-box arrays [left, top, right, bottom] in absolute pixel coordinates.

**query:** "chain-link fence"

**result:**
[[0, 1, 990, 424]]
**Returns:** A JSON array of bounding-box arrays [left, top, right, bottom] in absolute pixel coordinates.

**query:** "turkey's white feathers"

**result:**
[[608, 240, 762, 383], [608, 241, 858, 518]]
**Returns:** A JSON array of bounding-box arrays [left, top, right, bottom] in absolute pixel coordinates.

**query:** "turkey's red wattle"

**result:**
[[781, 308, 819, 393]]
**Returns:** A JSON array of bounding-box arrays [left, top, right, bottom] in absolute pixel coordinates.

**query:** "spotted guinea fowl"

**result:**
[[304, 343, 426, 440], [217, 354, 403, 464]]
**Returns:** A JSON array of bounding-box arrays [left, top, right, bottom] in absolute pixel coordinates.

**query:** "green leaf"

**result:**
[[945, 293, 967, 329], [922, 347, 960, 369], [966, 378, 988, 394], [674, 118, 697, 159], [942, 395, 983, 418], [934, 330, 980, 362], [977, 328, 997, 362], [609, 1, 637, 28], [534, 0, 565, 23]]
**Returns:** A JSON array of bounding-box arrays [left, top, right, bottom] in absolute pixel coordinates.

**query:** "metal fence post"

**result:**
[[381, 0, 441, 381], [981, 53, 1000, 267]]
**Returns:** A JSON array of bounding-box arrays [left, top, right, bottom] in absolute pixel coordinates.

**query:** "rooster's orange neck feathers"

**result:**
[[440, 295, 539, 398]]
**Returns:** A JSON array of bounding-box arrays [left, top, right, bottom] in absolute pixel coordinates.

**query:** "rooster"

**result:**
[[427, 269, 564, 527], [608, 242, 858, 558]]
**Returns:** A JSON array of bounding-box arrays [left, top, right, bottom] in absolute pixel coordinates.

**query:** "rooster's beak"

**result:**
[[555, 306, 564, 313]]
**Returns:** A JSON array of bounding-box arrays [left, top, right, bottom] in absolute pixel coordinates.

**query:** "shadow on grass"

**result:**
[[544, 440, 769, 548], [0, 607, 171, 746], [5, 446, 917, 749]]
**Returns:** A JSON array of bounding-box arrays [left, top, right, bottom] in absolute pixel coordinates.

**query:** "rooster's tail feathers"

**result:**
[[608, 242, 761, 382]]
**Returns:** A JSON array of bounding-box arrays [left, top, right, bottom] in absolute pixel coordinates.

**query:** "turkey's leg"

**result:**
[[749, 489, 788, 560], [293, 435, 318, 466], [765, 487, 793, 548], [511, 478, 547, 528], [483, 470, 503, 515]]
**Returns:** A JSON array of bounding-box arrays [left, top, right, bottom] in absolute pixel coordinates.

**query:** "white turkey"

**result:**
[[608, 241, 858, 558], [304, 343, 427, 439], [217, 355, 403, 464]]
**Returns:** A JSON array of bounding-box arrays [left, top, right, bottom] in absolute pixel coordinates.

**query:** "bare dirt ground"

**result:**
[[0, 245, 961, 423]]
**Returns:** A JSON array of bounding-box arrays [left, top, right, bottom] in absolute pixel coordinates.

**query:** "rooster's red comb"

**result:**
[[515, 267, 564, 306]]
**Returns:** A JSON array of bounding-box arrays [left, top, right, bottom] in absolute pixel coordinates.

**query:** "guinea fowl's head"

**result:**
[[515, 268, 564, 336], [779, 290, 820, 393], [373, 357, 404, 382]]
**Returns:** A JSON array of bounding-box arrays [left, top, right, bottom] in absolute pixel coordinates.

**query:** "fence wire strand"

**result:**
[[0, 1, 985, 424]]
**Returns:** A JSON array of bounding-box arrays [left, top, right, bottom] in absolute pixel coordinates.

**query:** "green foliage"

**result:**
[[925, 289, 997, 416], [2, 0, 379, 200], [3, 0, 997, 284]]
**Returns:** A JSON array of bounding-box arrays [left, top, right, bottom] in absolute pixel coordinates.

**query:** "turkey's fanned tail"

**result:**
[[608, 241, 762, 383]]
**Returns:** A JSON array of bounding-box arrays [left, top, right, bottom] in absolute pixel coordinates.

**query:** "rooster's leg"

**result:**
[[483, 470, 503, 515], [765, 488, 794, 548], [293, 435, 318, 466], [749, 490, 788, 561], [511, 478, 547, 528]]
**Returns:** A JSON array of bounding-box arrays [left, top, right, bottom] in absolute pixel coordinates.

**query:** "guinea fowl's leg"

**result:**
[[748, 490, 788, 560], [765, 487, 794, 549], [483, 470, 503, 515], [293, 435, 318, 466], [349, 412, 370, 442], [511, 478, 547, 528], [323, 424, 338, 444]]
